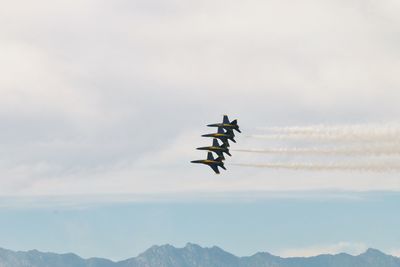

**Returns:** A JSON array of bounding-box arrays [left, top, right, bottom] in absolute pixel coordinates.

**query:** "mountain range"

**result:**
[[0, 243, 399, 267]]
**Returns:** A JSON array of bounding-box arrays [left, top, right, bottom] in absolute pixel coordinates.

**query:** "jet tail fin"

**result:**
[[231, 119, 237, 125], [207, 152, 214, 160], [223, 115, 230, 124], [212, 139, 219, 147]]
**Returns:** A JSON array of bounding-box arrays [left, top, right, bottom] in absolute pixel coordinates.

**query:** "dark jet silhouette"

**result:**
[[207, 115, 241, 133], [202, 127, 235, 147], [196, 139, 231, 160], [191, 152, 226, 174]]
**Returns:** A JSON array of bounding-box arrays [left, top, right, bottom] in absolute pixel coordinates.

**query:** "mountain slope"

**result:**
[[0, 247, 115, 267], [0, 244, 399, 267]]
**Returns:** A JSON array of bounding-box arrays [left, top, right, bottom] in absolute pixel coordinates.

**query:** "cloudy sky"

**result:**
[[0, 0, 400, 261]]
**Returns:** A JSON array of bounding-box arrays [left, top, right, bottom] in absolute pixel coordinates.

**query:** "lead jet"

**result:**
[[202, 127, 235, 147], [191, 152, 226, 174], [196, 139, 231, 160], [207, 115, 241, 133]]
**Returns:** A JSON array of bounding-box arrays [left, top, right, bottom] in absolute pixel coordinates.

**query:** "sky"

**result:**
[[1, 0, 400, 261]]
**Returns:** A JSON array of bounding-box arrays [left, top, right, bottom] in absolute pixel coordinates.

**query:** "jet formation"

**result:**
[[191, 115, 241, 174]]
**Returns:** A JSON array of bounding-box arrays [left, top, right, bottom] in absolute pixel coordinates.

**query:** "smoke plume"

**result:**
[[236, 124, 400, 172]]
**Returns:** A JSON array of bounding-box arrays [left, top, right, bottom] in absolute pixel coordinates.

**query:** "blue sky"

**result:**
[[1, 0, 400, 261], [0, 192, 399, 260]]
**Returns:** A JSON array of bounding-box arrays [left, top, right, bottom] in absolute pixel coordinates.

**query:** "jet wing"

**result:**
[[209, 164, 220, 174]]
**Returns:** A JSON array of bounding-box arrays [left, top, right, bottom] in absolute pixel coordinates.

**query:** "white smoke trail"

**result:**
[[239, 124, 400, 172], [231, 162, 400, 172], [253, 124, 400, 142], [233, 146, 400, 156], [249, 133, 400, 142]]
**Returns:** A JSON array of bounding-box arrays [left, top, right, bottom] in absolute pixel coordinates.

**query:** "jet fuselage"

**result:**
[[207, 123, 241, 133], [196, 145, 231, 157], [191, 159, 222, 165], [201, 132, 236, 143], [190, 159, 226, 174]]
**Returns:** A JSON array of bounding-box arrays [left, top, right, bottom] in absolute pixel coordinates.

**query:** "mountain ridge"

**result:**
[[0, 243, 399, 267]]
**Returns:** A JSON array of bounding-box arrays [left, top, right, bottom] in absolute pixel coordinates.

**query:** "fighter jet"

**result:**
[[196, 139, 231, 160], [202, 127, 236, 147], [224, 128, 236, 138], [207, 115, 241, 133], [191, 152, 226, 174]]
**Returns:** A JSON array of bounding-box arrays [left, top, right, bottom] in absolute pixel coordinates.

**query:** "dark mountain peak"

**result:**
[[150, 243, 174, 250], [25, 249, 79, 258], [359, 248, 388, 258], [357, 248, 400, 267], [182, 243, 235, 258], [210, 245, 224, 250], [131, 243, 239, 267], [361, 248, 387, 257], [250, 251, 276, 258], [183, 243, 225, 253], [140, 244, 177, 257], [184, 242, 202, 251]]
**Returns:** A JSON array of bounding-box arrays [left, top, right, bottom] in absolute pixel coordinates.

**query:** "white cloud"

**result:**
[[1, 0, 400, 202], [390, 249, 400, 257]]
